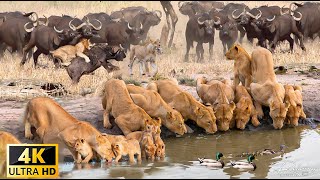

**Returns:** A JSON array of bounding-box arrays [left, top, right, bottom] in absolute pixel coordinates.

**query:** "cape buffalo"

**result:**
[[66, 43, 126, 84], [184, 12, 215, 62]]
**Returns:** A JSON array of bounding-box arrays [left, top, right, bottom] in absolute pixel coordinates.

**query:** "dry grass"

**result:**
[[0, 1, 319, 96]]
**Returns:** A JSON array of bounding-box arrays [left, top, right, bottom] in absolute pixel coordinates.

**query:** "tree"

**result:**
[[160, 1, 178, 48]]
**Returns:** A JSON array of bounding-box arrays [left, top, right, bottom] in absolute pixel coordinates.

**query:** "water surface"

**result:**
[[59, 126, 320, 179]]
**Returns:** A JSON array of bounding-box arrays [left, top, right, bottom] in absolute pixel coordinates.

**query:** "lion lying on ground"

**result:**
[[146, 79, 217, 134], [250, 47, 289, 129], [128, 39, 162, 77], [126, 131, 157, 161], [126, 84, 187, 135], [101, 79, 160, 135], [112, 139, 141, 164], [50, 38, 94, 67], [232, 85, 260, 130], [0, 131, 21, 177], [196, 77, 235, 131], [284, 85, 306, 126], [225, 43, 253, 90], [22, 97, 114, 162]]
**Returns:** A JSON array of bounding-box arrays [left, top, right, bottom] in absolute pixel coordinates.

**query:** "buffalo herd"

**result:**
[[0, 2, 319, 82]]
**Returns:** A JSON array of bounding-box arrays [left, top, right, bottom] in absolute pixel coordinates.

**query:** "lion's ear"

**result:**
[[270, 100, 276, 111], [230, 102, 236, 111], [293, 85, 302, 91], [285, 101, 290, 109], [166, 112, 173, 119], [155, 117, 162, 125], [194, 107, 201, 114], [234, 45, 239, 52]]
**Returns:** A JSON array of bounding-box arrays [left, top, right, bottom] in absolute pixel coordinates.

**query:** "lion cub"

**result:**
[[50, 38, 94, 67], [74, 138, 93, 164], [126, 131, 156, 161], [225, 44, 253, 90], [112, 139, 142, 164], [128, 38, 162, 77]]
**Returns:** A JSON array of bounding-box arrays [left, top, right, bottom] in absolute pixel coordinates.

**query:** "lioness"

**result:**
[[112, 139, 142, 164], [101, 79, 159, 135], [128, 39, 162, 77], [126, 131, 157, 161], [225, 44, 253, 90], [22, 97, 114, 162], [146, 79, 217, 134], [74, 138, 93, 163], [284, 85, 306, 126], [232, 85, 260, 130], [50, 38, 94, 67], [58, 121, 115, 163], [196, 77, 235, 131], [126, 84, 187, 135], [250, 47, 289, 129], [0, 131, 21, 177]]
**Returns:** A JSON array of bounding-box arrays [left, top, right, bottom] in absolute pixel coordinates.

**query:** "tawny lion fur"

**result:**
[[196, 77, 235, 131], [22, 97, 114, 162], [0, 131, 21, 177], [50, 38, 93, 66], [146, 79, 217, 134], [250, 47, 289, 130], [225, 43, 253, 90], [126, 84, 187, 135], [101, 79, 159, 136]]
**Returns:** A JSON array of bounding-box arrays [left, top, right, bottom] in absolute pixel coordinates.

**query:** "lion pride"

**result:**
[[0, 131, 21, 177], [196, 77, 235, 131], [146, 79, 217, 134], [284, 85, 306, 126], [225, 43, 253, 89], [101, 79, 159, 136], [250, 47, 289, 129], [22, 97, 114, 162], [126, 84, 187, 135]]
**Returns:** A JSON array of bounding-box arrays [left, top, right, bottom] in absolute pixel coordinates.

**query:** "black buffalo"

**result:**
[[184, 12, 215, 62], [0, 12, 39, 56], [263, 14, 306, 52], [20, 25, 82, 67]]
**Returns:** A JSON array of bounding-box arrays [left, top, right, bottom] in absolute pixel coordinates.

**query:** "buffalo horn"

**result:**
[[54, 26, 63, 33], [197, 17, 205, 25], [266, 15, 275, 22], [293, 11, 302, 21], [24, 22, 34, 33]]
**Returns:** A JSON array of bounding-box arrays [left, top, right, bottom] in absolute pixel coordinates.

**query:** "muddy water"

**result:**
[[59, 125, 320, 179]]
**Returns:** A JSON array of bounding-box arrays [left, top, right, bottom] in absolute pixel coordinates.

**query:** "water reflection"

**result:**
[[59, 125, 320, 178]]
